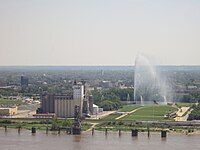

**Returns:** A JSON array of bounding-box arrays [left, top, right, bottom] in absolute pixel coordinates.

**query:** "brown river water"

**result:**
[[0, 129, 200, 150]]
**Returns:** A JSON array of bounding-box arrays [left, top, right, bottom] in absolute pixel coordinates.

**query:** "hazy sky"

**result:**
[[0, 0, 200, 66]]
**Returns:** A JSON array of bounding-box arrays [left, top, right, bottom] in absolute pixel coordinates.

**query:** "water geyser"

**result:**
[[134, 53, 171, 105]]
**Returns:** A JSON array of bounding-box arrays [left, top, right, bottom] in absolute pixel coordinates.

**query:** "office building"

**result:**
[[21, 76, 29, 87]]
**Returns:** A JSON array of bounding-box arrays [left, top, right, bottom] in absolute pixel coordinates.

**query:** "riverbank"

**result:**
[[1, 118, 200, 135], [1, 126, 200, 136]]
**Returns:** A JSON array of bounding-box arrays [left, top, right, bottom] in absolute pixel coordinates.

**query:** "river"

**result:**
[[0, 129, 200, 150]]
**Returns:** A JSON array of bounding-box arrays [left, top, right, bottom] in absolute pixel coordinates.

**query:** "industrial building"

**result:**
[[55, 98, 83, 118], [41, 94, 56, 113], [39, 81, 101, 118], [0, 106, 18, 116], [88, 95, 94, 114], [40, 81, 85, 118]]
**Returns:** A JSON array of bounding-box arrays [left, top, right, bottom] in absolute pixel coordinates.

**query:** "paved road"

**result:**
[[83, 122, 99, 133]]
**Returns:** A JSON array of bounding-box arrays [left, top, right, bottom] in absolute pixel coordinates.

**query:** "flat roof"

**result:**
[[33, 113, 55, 116]]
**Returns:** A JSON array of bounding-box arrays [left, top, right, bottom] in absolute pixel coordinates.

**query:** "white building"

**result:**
[[93, 104, 99, 114], [73, 82, 84, 100], [187, 85, 198, 89]]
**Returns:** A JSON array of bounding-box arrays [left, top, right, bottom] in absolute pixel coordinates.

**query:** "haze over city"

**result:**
[[0, 0, 200, 66], [2, 1, 200, 150]]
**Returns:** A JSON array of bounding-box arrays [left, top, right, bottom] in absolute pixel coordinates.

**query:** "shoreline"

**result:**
[[1, 126, 200, 135]]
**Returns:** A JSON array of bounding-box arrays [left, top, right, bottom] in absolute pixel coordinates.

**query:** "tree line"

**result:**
[[91, 88, 134, 111]]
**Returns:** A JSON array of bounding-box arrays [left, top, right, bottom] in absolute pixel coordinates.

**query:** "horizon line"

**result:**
[[1, 65, 200, 67]]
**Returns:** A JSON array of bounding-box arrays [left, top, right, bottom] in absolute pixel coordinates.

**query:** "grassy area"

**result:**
[[0, 99, 25, 105], [118, 105, 142, 112], [121, 105, 178, 121], [0, 118, 92, 131], [0, 103, 194, 133], [94, 123, 196, 133], [0, 119, 50, 130], [175, 102, 194, 108], [133, 106, 177, 116], [122, 115, 167, 121], [100, 105, 143, 121], [1, 118, 195, 133], [101, 113, 121, 120], [98, 105, 178, 122], [99, 105, 143, 121]]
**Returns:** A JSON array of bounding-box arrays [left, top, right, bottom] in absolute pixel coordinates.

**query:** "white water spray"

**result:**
[[134, 53, 172, 105]]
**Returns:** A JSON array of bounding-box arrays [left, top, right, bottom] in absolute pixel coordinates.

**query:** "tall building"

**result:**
[[73, 81, 84, 100], [40, 81, 85, 118], [21, 76, 29, 87]]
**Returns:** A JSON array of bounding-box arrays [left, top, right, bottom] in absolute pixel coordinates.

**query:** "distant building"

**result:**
[[92, 104, 103, 114], [101, 70, 104, 76], [0, 106, 17, 116], [187, 85, 198, 90], [21, 76, 29, 88], [100, 81, 113, 88], [93, 104, 99, 114]]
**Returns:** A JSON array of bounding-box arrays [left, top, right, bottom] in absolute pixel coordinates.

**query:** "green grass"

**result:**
[[101, 113, 121, 120], [0, 99, 25, 105], [81, 123, 92, 131], [0, 118, 92, 131], [133, 106, 177, 116], [121, 105, 178, 121], [0, 122, 50, 130], [101, 105, 178, 121], [118, 105, 142, 112], [122, 115, 167, 121], [175, 102, 194, 107], [101, 105, 143, 121]]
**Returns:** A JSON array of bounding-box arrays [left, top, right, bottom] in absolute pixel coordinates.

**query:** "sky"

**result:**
[[0, 0, 200, 66]]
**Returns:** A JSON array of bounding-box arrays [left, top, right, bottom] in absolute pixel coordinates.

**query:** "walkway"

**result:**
[[175, 107, 191, 121], [89, 111, 116, 120], [83, 122, 99, 133]]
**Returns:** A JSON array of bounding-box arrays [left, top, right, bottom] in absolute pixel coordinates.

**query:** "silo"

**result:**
[[88, 95, 94, 115], [82, 100, 88, 114]]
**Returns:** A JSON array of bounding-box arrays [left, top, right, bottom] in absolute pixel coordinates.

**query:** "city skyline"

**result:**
[[0, 0, 200, 66]]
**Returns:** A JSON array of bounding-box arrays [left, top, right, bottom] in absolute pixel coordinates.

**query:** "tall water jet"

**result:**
[[127, 94, 130, 104], [134, 53, 171, 105], [163, 96, 167, 105], [140, 96, 144, 106]]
